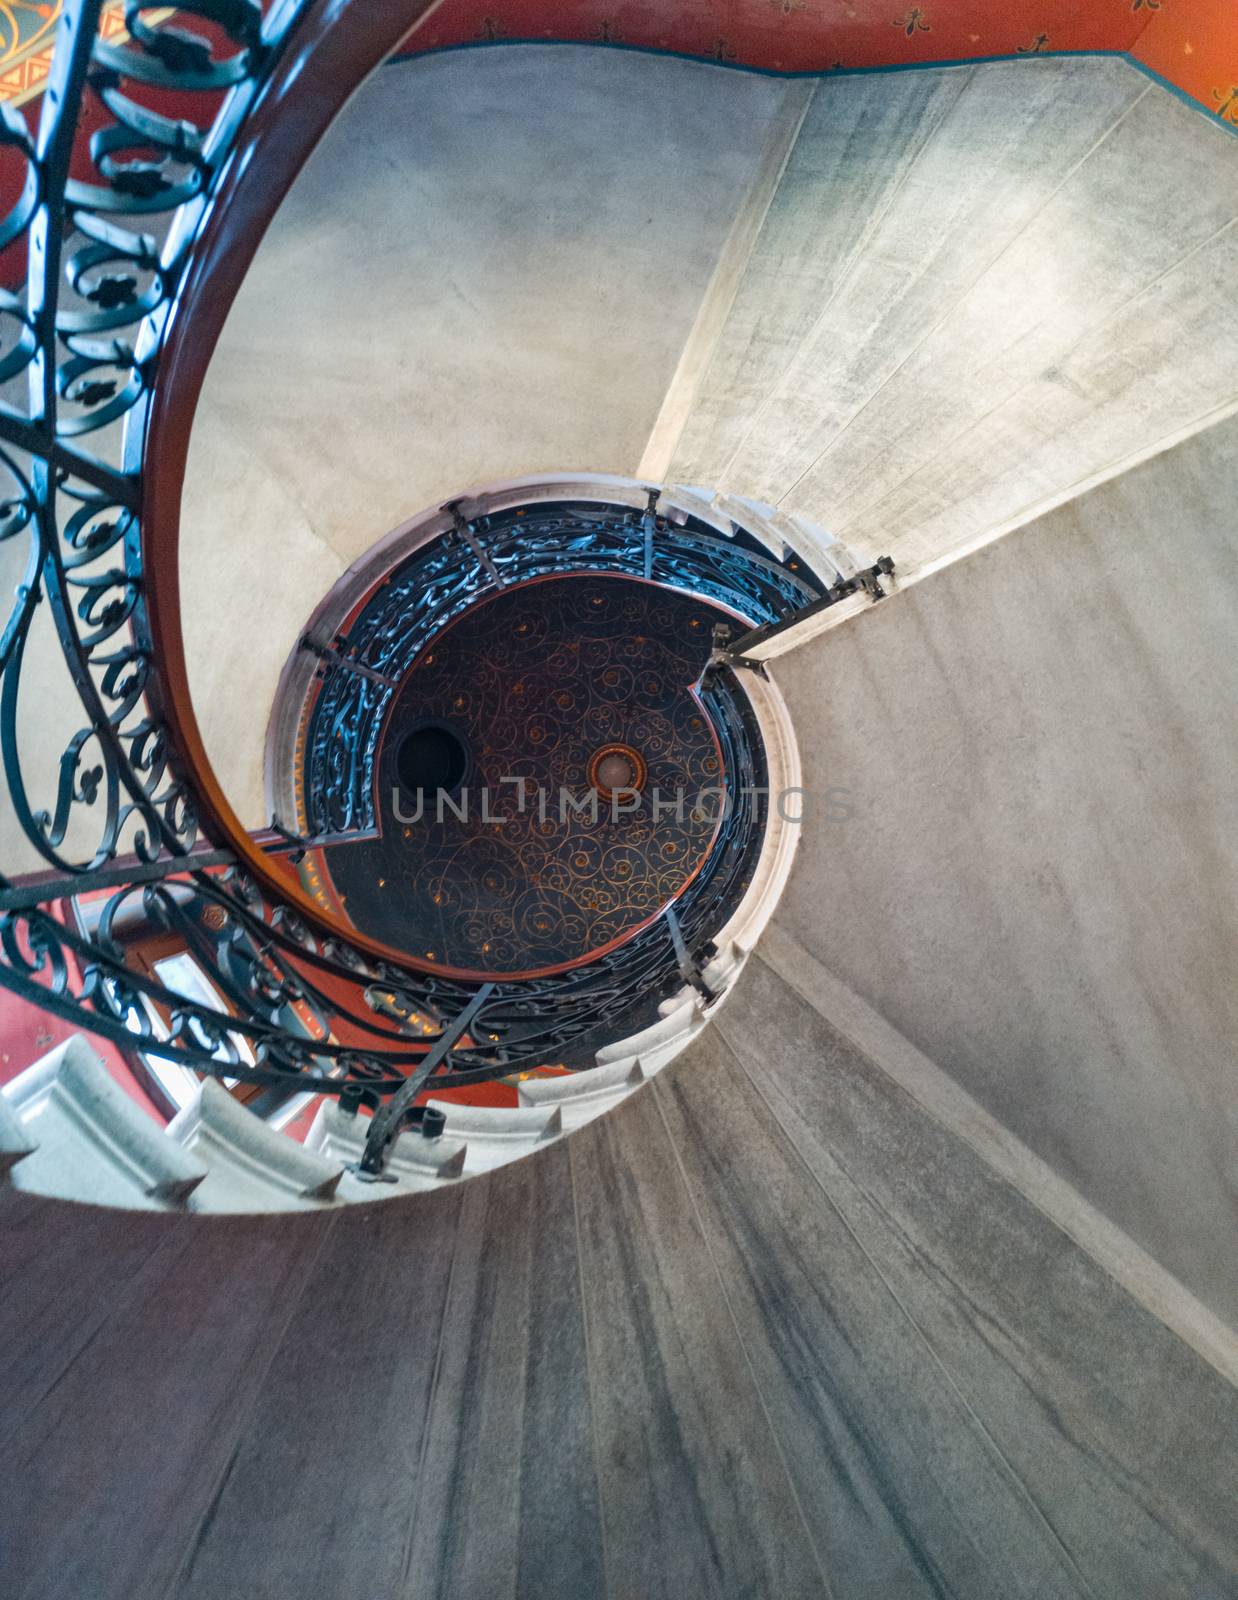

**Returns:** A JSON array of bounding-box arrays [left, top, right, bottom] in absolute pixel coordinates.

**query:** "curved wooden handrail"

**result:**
[[140, 1, 761, 988], [141, 0, 460, 980]]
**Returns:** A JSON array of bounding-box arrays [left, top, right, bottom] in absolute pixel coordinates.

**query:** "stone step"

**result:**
[[168, 1079, 344, 1212], [702, 939, 742, 991], [305, 1097, 469, 1200], [518, 1056, 648, 1130], [665, 484, 853, 583], [2, 1036, 207, 1209], [0, 1088, 36, 1178], [597, 993, 703, 1073], [423, 1099, 563, 1174]]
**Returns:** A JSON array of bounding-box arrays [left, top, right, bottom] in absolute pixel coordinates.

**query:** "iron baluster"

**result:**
[[642, 486, 659, 579], [300, 633, 400, 690], [357, 983, 496, 1175], [445, 499, 502, 586], [665, 904, 717, 1005]]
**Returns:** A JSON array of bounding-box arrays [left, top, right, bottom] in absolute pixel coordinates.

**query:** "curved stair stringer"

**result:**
[[0, 928, 754, 1209], [506, 936, 751, 1137], [0, 962, 731, 1213], [663, 482, 861, 585], [303, 1097, 469, 1202], [0, 1087, 36, 1178], [0, 941, 763, 1213]]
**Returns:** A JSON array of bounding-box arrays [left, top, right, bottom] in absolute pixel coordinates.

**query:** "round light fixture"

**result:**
[[588, 742, 647, 799]]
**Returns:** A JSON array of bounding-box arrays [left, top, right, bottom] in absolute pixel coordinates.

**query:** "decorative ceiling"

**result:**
[[0, 0, 126, 104], [316, 576, 732, 978]]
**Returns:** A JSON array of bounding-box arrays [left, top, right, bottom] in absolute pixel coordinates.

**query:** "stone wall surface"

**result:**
[[770, 412, 1238, 1325]]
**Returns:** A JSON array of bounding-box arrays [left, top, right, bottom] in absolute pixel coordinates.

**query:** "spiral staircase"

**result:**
[[1, 5, 1237, 1597]]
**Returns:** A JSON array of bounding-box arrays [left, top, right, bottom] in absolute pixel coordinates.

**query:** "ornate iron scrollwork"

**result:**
[[0, 0, 297, 885], [0, 3, 793, 1121], [302, 499, 820, 838]]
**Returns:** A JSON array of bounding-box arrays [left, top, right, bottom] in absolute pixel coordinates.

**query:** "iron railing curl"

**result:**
[[0, 0, 796, 1149]]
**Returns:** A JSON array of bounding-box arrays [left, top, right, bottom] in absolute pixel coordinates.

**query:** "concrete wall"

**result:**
[[768, 410, 1238, 1325], [180, 46, 793, 825], [177, 48, 1238, 828], [669, 55, 1238, 570]]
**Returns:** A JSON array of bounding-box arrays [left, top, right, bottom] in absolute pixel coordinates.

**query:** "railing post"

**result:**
[[299, 633, 399, 690], [641, 486, 660, 579], [445, 500, 502, 586], [709, 556, 896, 673], [665, 906, 717, 1005], [356, 984, 495, 1177]]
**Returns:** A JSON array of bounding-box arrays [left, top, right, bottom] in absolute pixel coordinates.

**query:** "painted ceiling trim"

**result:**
[[0, 0, 131, 106], [396, 0, 1237, 133], [0, 3, 1232, 135]]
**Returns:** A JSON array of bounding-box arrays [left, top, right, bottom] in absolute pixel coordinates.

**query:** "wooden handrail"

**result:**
[[139, 0, 464, 980]]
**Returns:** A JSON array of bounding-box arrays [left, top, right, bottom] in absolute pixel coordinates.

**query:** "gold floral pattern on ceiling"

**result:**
[[0, 0, 127, 104], [319, 577, 730, 979]]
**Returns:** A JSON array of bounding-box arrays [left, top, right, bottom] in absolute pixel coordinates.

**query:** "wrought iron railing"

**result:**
[[302, 497, 821, 838], [0, 0, 795, 1160], [0, 653, 766, 1090]]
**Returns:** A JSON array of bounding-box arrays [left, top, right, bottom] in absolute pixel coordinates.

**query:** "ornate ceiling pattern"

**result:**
[[318, 576, 733, 978], [0, 0, 126, 103]]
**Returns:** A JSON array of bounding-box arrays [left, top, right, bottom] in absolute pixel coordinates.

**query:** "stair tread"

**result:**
[[3, 1036, 206, 1209], [173, 1080, 344, 1211]]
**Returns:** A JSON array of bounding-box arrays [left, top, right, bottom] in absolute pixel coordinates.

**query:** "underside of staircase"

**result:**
[[2, 943, 1235, 1600]]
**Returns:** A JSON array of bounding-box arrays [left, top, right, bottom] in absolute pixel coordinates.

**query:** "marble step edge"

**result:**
[[2, 1036, 207, 1204], [424, 1100, 563, 1146], [305, 1096, 469, 1181], [598, 995, 704, 1071], [666, 484, 856, 582], [0, 1087, 36, 1176], [423, 942, 742, 1154], [170, 1079, 344, 1204], [530, 970, 736, 1121], [0, 946, 740, 1208], [518, 1054, 648, 1110]]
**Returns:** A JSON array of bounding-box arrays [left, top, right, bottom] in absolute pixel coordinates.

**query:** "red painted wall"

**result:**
[[0, 910, 165, 1120], [1132, 0, 1238, 127], [1, 1, 1229, 287], [403, 0, 1146, 71], [397, 0, 1237, 131]]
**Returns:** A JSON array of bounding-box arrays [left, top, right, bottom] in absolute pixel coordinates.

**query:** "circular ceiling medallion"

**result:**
[[588, 742, 647, 799]]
